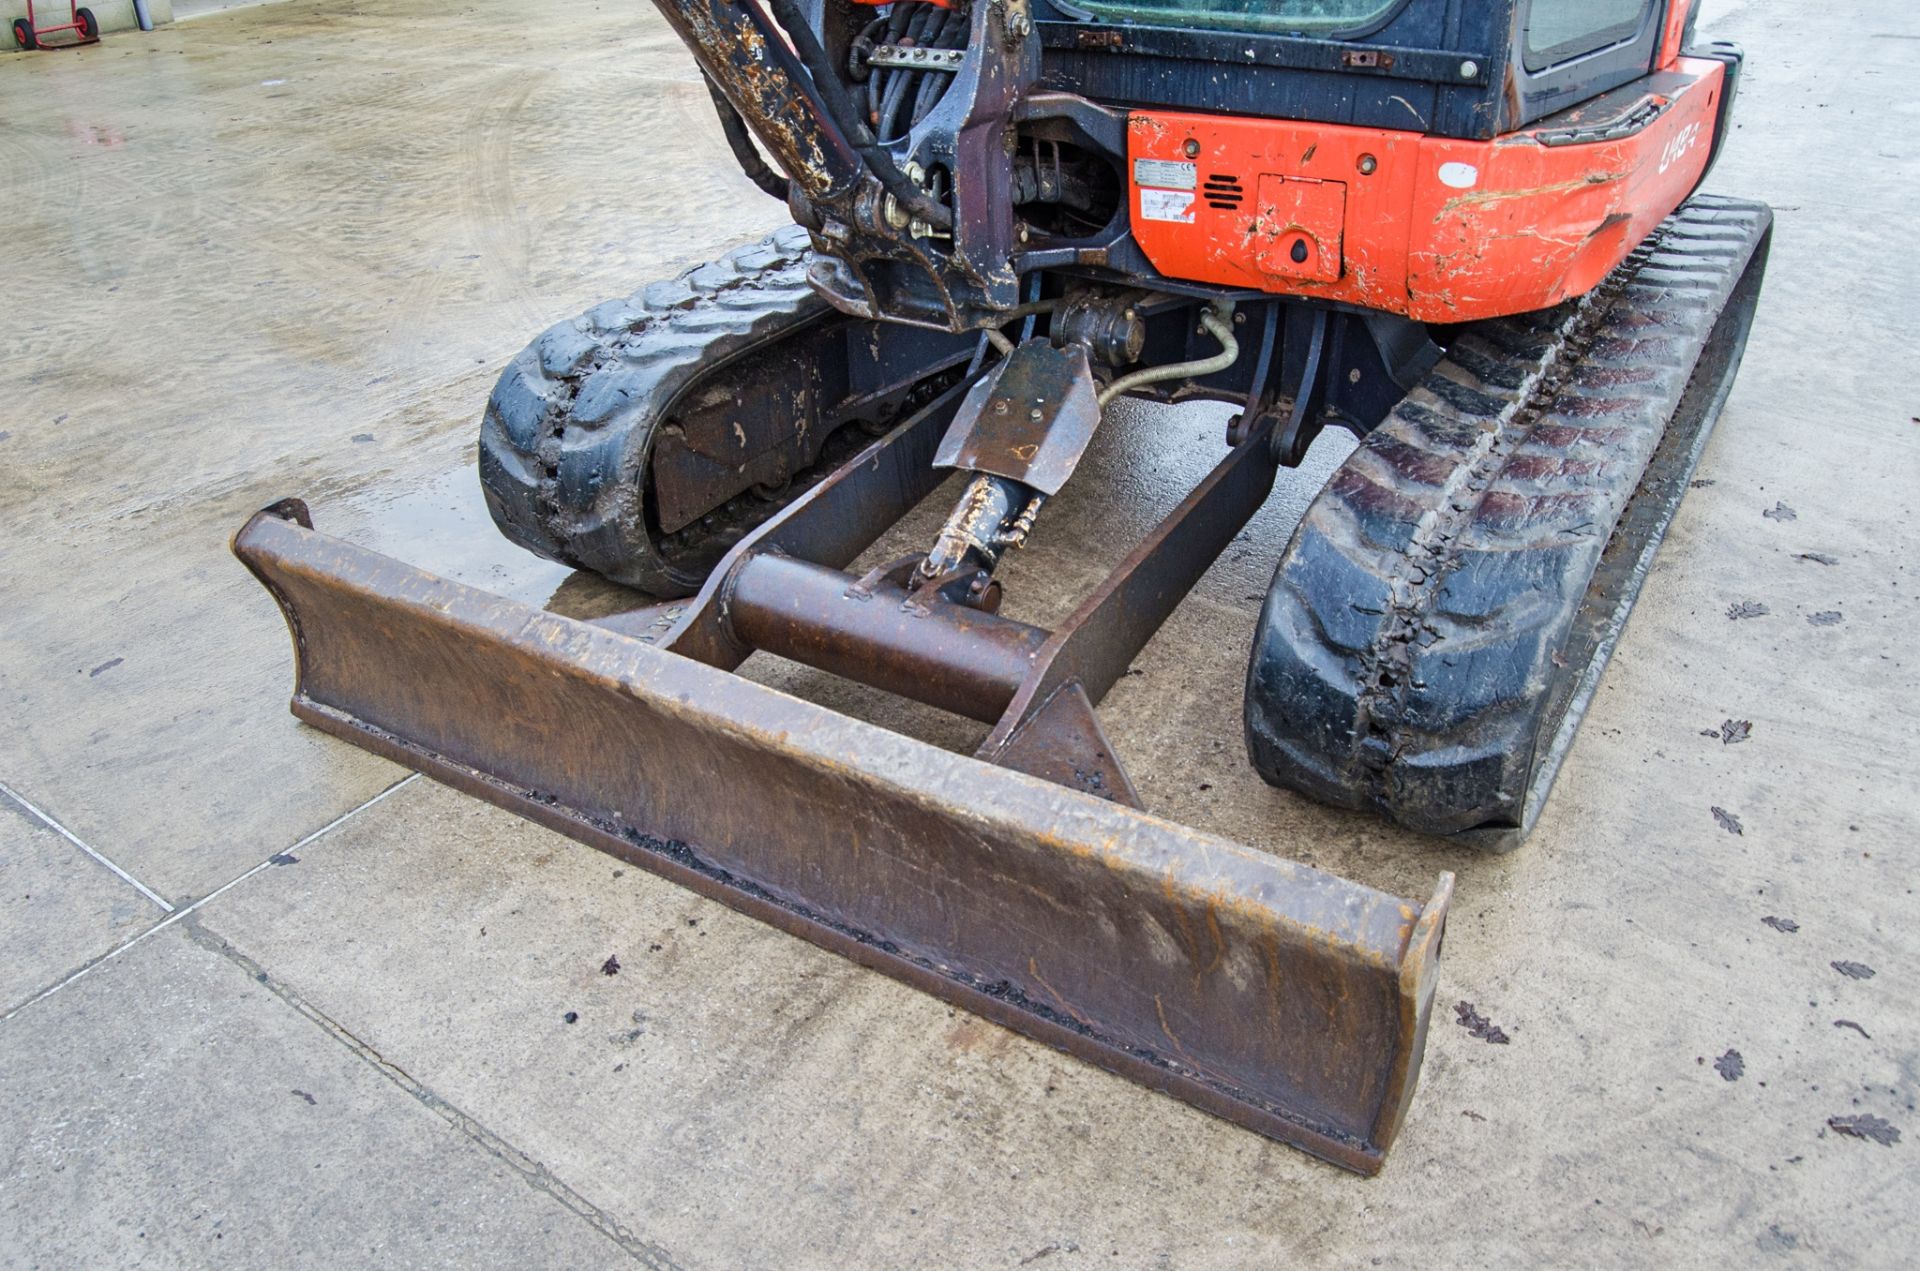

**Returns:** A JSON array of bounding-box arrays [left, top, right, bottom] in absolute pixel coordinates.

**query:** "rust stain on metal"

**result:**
[[1197, 903, 1228, 981], [1154, 993, 1204, 1071], [669, 4, 833, 193], [1028, 957, 1095, 1030]]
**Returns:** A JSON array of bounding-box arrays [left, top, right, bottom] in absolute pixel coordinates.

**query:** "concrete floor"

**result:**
[[1, 0, 1914, 1265]]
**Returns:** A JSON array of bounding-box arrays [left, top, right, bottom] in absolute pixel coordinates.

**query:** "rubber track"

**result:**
[[478, 224, 831, 595], [1246, 196, 1773, 838]]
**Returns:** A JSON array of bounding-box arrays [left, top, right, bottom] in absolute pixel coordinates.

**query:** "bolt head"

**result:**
[[1459, 59, 1479, 78], [1182, 139, 1200, 158], [1357, 153, 1378, 175]]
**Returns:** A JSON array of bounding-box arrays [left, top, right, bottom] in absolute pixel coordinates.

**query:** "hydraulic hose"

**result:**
[[763, 0, 955, 232], [704, 76, 791, 202], [1097, 302, 1239, 407]]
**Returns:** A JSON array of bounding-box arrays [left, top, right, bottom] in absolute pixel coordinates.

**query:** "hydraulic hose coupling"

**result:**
[[1096, 302, 1239, 407]]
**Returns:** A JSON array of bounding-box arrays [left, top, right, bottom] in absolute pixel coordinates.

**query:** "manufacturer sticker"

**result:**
[[1658, 121, 1702, 173], [1133, 158, 1196, 190], [1139, 188, 1196, 224], [1437, 161, 1479, 190]]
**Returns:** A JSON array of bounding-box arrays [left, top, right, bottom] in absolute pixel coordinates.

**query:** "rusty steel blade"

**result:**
[[233, 502, 1452, 1174]]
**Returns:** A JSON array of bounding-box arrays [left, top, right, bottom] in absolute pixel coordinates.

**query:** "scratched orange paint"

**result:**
[[1126, 57, 1725, 323]]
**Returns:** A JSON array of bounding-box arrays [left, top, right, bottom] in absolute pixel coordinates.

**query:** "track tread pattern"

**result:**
[[1246, 196, 1773, 836], [478, 225, 827, 594]]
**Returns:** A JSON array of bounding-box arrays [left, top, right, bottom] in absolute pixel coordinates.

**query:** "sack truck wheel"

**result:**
[[76, 7, 98, 38], [13, 18, 37, 49]]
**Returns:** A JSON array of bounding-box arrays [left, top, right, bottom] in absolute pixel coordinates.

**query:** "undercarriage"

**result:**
[[475, 198, 1771, 838]]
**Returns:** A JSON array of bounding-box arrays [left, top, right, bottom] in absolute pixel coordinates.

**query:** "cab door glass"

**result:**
[[1525, 0, 1655, 69], [1065, 0, 1404, 38]]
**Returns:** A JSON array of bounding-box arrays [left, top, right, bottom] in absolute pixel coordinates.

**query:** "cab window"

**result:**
[[1525, 0, 1657, 70], [1066, 0, 1404, 38]]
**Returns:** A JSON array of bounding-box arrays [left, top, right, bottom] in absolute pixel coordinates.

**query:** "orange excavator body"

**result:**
[[1128, 58, 1724, 322]]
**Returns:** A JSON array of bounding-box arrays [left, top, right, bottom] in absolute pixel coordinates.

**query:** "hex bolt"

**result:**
[[1357, 153, 1378, 175], [1183, 139, 1200, 158], [1459, 59, 1479, 78]]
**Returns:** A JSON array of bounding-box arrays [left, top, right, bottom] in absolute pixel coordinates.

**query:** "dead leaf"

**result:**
[[1829, 1114, 1899, 1146], [1454, 1001, 1510, 1045]]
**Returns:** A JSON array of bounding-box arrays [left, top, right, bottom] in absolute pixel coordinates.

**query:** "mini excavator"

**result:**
[[236, 0, 1768, 1171]]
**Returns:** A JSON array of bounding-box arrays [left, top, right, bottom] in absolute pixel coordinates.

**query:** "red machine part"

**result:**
[[1658, 0, 1698, 66], [12, 0, 99, 48], [1126, 56, 1725, 324]]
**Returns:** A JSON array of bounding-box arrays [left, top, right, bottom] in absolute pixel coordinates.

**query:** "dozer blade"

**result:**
[[235, 502, 1451, 1175]]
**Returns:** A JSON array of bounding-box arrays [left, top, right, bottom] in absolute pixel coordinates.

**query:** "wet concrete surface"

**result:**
[[0, 788, 165, 1007], [0, 922, 635, 1266], [1, 0, 1916, 1265]]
